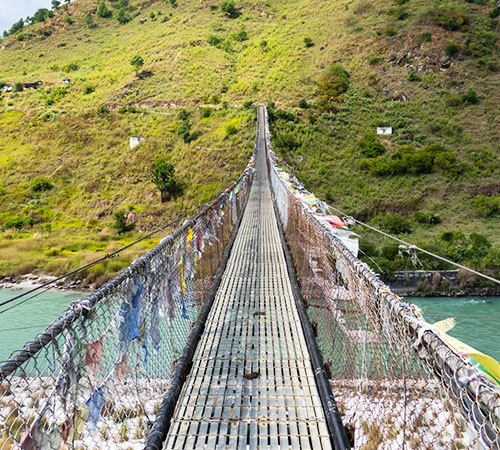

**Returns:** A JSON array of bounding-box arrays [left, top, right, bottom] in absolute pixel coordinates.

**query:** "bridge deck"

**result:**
[[164, 108, 332, 449]]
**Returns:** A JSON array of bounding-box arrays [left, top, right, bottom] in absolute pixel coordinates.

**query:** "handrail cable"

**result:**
[[325, 204, 500, 286]]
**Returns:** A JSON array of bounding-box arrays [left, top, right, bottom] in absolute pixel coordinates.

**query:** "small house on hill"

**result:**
[[62, 78, 71, 84]]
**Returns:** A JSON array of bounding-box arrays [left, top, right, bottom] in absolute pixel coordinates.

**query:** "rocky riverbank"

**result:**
[[0, 274, 91, 292], [385, 270, 500, 297]]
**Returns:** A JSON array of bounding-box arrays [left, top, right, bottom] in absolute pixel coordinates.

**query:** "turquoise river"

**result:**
[[0, 288, 499, 363]]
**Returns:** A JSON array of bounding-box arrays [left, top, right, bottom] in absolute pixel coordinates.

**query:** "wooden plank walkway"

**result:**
[[164, 107, 332, 449]]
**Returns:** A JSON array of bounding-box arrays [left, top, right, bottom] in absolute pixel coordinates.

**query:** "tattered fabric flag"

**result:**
[[150, 297, 161, 351], [56, 328, 77, 400], [86, 387, 106, 428], [162, 277, 175, 321], [195, 225, 203, 257], [180, 293, 189, 320], [141, 330, 149, 367], [119, 280, 144, 348], [85, 336, 103, 380], [114, 354, 131, 382]]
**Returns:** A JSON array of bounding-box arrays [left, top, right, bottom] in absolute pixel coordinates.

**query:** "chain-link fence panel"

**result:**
[[264, 107, 500, 450], [0, 148, 256, 449]]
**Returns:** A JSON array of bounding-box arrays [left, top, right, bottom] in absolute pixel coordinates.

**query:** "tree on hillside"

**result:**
[[33, 9, 54, 23], [52, 0, 61, 10], [97, 1, 112, 18], [116, 8, 131, 24], [151, 157, 180, 202], [130, 55, 144, 74], [7, 19, 24, 35], [221, 0, 238, 18], [317, 63, 350, 112], [84, 13, 97, 29]]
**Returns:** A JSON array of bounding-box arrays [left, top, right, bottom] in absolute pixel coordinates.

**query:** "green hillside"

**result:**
[[0, 0, 499, 281]]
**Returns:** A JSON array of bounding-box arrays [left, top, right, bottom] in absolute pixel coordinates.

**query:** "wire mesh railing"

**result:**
[[264, 107, 500, 450], [0, 148, 256, 449]]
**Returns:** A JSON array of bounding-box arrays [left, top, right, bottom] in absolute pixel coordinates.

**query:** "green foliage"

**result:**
[[8, 19, 24, 35], [97, 1, 113, 19], [358, 134, 385, 157], [199, 107, 212, 118], [65, 17, 74, 25], [369, 57, 382, 65], [430, 6, 469, 31], [444, 42, 459, 57], [473, 195, 500, 217], [461, 89, 479, 104], [374, 214, 412, 235], [242, 100, 254, 109], [97, 105, 109, 115], [4, 217, 36, 230], [304, 37, 314, 47], [317, 63, 349, 112], [177, 108, 190, 121], [31, 176, 53, 192], [362, 144, 459, 176], [221, 0, 239, 18], [151, 156, 179, 202], [130, 55, 144, 73], [207, 35, 223, 47], [45, 87, 68, 106], [33, 9, 53, 23], [298, 99, 309, 109], [413, 211, 441, 225], [177, 121, 191, 142], [63, 62, 79, 72], [116, 8, 131, 24], [14, 83, 24, 92], [232, 28, 248, 41], [385, 26, 397, 37], [84, 85, 95, 95], [84, 13, 97, 29], [407, 71, 421, 82], [113, 210, 134, 233], [419, 32, 432, 43], [446, 90, 479, 107], [225, 124, 238, 137]]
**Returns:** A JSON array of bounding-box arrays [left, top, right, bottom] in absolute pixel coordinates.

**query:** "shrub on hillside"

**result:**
[[225, 124, 238, 137], [221, 0, 239, 18], [430, 6, 469, 31], [4, 217, 36, 230], [151, 157, 180, 202], [317, 63, 350, 112], [473, 195, 500, 217], [358, 134, 385, 157], [304, 37, 314, 48], [63, 62, 79, 72], [116, 8, 131, 24], [413, 211, 441, 225], [374, 214, 412, 235], [84, 13, 97, 29], [407, 71, 421, 82], [444, 42, 459, 57], [113, 210, 134, 234], [31, 176, 53, 192], [232, 28, 248, 42], [97, 1, 112, 18]]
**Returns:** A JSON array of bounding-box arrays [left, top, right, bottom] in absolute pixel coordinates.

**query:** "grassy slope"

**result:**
[[0, 0, 499, 280]]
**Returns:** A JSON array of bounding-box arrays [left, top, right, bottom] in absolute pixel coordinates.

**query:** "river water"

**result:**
[[0, 287, 82, 362], [407, 296, 500, 361], [0, 288, 499, 363]]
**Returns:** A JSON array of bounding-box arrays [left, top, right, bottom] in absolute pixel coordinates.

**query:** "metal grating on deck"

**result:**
[[164, 108, 332, 450]]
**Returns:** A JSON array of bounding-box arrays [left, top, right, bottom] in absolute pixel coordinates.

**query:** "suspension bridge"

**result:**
[[0, 106, 499, 449]]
